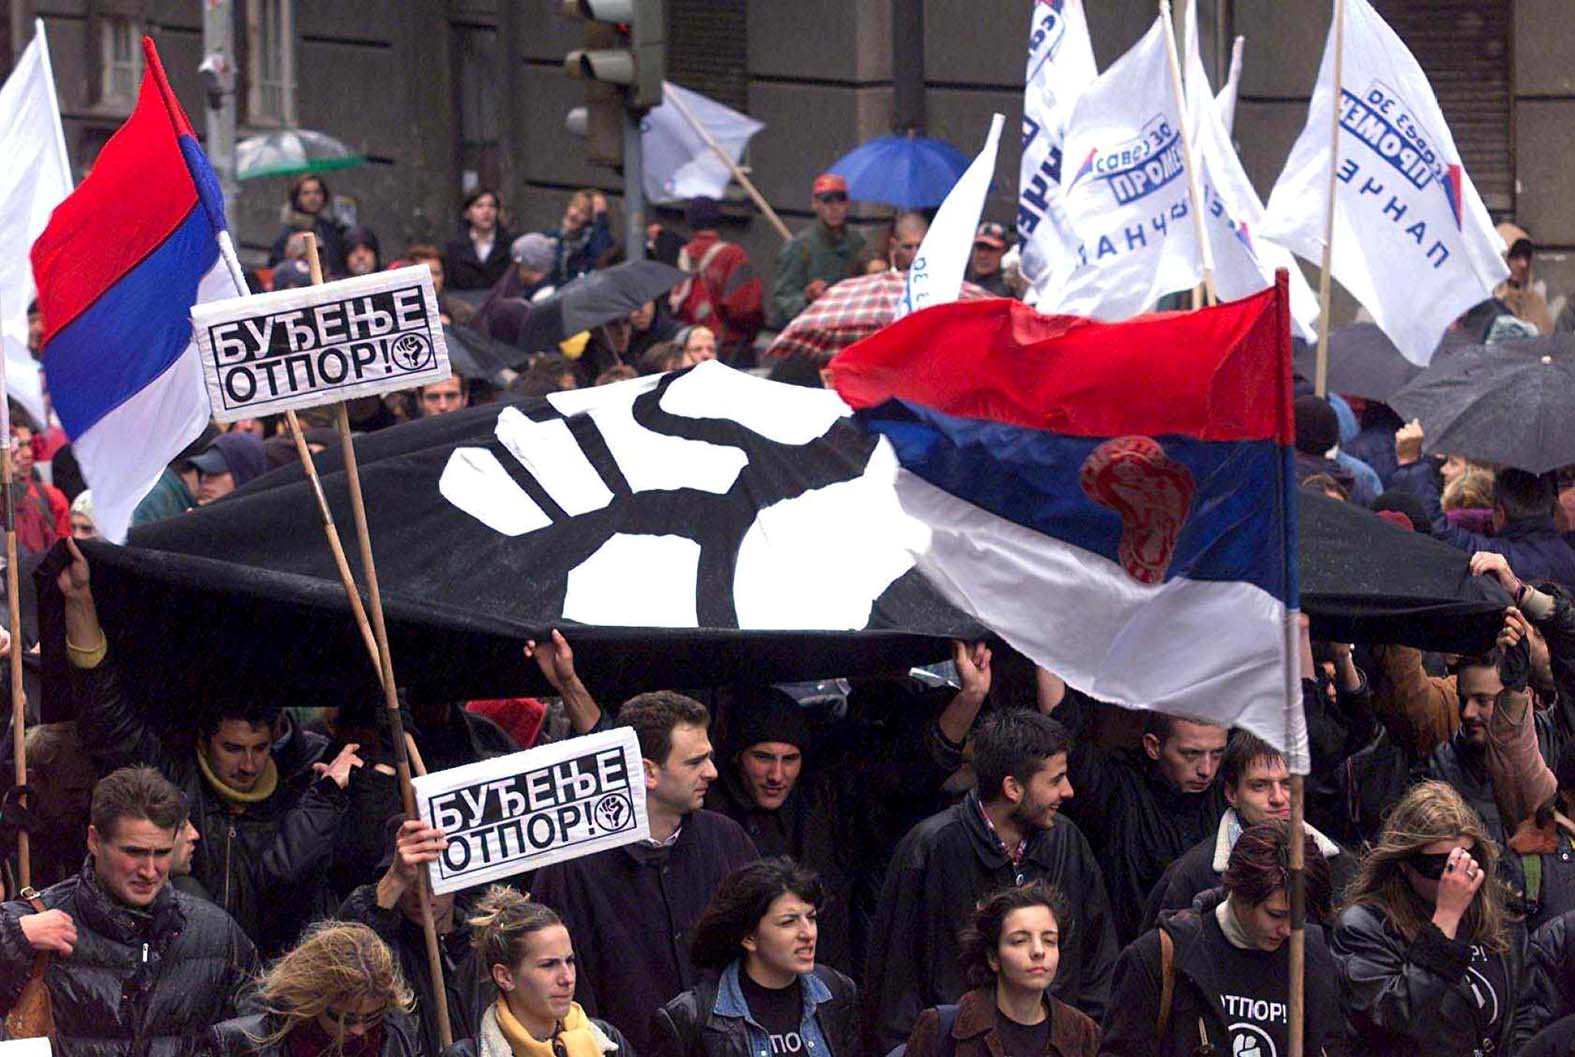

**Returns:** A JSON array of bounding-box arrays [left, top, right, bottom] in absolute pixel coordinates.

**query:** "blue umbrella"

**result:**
[[826, 133, 970, 209]]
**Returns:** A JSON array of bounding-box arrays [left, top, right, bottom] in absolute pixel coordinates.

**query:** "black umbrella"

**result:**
[[1292, 323, 1424, 401], [442, 324, 514, 382], [517, 260, 686, 354], [1389, 333, 1575, 474]]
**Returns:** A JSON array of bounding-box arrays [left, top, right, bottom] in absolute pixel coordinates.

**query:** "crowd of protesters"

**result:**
[[5, 162, 1575, 1057]]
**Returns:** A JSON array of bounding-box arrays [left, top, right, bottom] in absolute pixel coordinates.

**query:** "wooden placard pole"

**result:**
[[299, 235, 454, 1048], [2, 434, 26, 892], [1313, 0, 1347, 398]]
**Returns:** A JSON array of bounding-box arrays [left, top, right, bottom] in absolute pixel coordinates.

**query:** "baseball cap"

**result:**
[[973, 221, 1009, 249], [511, 233, 556, 271], [811, 173, 848, 197]]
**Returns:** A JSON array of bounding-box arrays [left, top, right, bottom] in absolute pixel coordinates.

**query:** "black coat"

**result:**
[[1512, 909, 1575, 1051], [1054, 689, 1225, 946], [444, 229, 515, 292], [1143, 812, 1358, 930], [0, 864, 257, 1057], [652, 966, 858, 1057], [1099, 890, 1342, 1057], [268, 215, 346, 275], [1331, 901, 1524, 1056], [74, 660, 344, 954], [338, 884, 491, 1056], [1522, 1013, 1575, 1057], [201, 1010, 421, 1057], [530, 810, 760, 1056], [862, 791, 1119, 1055]]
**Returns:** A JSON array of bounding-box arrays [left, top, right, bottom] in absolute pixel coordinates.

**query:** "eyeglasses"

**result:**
[[816, 192, 848, 204], [323, 1004, 388, 1031], [1407, 849, 1473, 881]]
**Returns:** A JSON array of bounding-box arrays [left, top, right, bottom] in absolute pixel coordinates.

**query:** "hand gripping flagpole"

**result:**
[[298, 234, 453, 1050], [1160, 0, 1217, 308], [1273, 269, 1307, 1057], [1313, 0, 1347, 398], [0, 293, 27, 893]]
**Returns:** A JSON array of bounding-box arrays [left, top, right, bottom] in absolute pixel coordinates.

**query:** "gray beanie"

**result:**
[[511, 233, 556, 272]]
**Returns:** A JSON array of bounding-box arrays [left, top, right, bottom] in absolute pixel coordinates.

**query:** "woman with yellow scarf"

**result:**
[[442, 887, 635, 1057]]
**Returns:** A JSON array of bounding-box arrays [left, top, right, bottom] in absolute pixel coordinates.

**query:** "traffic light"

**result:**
[[561, 0, 665, 168]]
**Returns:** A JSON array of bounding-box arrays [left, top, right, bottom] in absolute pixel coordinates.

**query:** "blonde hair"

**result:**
[[1444, 469, 1495, 512], [1344, 781, 1508, 952], [683, 325, 715, 350], [468, 885, 564, 974], [251, 922, 414, 1046]]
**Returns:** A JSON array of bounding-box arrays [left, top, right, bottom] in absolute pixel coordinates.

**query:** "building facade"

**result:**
[[7, 0, 1570, 313]]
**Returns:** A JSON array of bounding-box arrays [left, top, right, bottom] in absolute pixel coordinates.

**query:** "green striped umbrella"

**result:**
[[235, 128, 365, 181]]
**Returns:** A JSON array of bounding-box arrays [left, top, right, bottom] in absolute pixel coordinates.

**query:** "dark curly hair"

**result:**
[[690, 858, 823, 971], [957, 881, 1066, 989]]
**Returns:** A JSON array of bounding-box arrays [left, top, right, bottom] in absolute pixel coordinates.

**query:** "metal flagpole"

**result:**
[[1313, 0, 1347, 398], [1159, 0, 1217, 307], [298, 235, 453, 1049]]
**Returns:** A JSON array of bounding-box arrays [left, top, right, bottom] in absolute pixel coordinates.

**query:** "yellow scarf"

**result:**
[[494, 998, 604, 1057], [196, 749, 278, 807]]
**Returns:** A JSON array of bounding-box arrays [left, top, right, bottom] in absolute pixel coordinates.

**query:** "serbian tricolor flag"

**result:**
[[829, 274, 1308, 769], [31, 38, 239, 543]]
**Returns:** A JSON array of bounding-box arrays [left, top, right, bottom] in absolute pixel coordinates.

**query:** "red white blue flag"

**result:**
[[829, 277, 1308, 769], [31, 38, 239, 542]]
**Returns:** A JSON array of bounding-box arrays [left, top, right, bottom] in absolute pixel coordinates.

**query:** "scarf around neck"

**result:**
[[197, 748, 279, 807], [491, 998, 606, 1057]]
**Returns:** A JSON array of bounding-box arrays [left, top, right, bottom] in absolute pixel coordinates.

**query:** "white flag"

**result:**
[[1017, 0, 1097, 292], [1182, 1, 1320, 339], [641, 82, 764, 205], [1261, 0, 1506, 364], [0, 22, 71, 428], [1039, 17, 1203, 320], [896, 114, 1004, 321], [1215, 35, 1244, 137]]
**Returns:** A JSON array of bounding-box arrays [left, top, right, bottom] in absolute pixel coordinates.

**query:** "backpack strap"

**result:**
[[935, 1003, 959, 1057], [1157, 928, 1176, 1042]]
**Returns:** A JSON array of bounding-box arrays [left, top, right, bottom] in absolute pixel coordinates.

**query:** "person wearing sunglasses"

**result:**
[[765, 173, 866, 330], [1332, 780, 1525, 1056], [203, 922, 419, 1057], [440, 886, 632, 1057]]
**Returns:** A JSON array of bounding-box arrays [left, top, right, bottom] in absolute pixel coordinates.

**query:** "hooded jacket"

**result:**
[[1100, 890, 1341, 1057], [0, 861, 257, 1057], [862, 791, 1118, 1055], [1331, 900, 1524, 1056], [74, 657, 345, 954]]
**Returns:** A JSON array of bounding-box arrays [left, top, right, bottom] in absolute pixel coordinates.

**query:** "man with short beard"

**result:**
[[863, 709, 1118, 1054]]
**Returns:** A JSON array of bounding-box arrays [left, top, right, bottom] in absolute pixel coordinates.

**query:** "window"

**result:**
[[247, 0, 295, 125], [100, 16, 143, 105]]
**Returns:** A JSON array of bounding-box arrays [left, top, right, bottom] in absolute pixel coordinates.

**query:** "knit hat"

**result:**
[[686, 196, 723, 230], [187, 432, 267, 488], [1372, 490, 1430, 532], [271, 258, 314, 290], [728, 687, 812, 754], [343, 225, 381, 257], [1293, 395, 1340, 456], [511, 233, 556, 272]]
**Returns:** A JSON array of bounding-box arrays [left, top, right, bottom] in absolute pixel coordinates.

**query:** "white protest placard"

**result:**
[[412, 726, 649, 895], [192, 265, 451, 422], [0, 1040, 51, 1057]]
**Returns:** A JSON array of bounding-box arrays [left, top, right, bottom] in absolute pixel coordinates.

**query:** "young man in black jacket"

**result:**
[[531, 691, 759, 1055], [58, 539, 360, 955], [863, 708, 1118, 1054], [0, 765, 257, 1057]]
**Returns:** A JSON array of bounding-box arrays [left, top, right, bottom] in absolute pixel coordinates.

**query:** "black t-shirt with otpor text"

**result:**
[[1204, 914, 1292, 1057], [739, 971, 805, 1056]]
